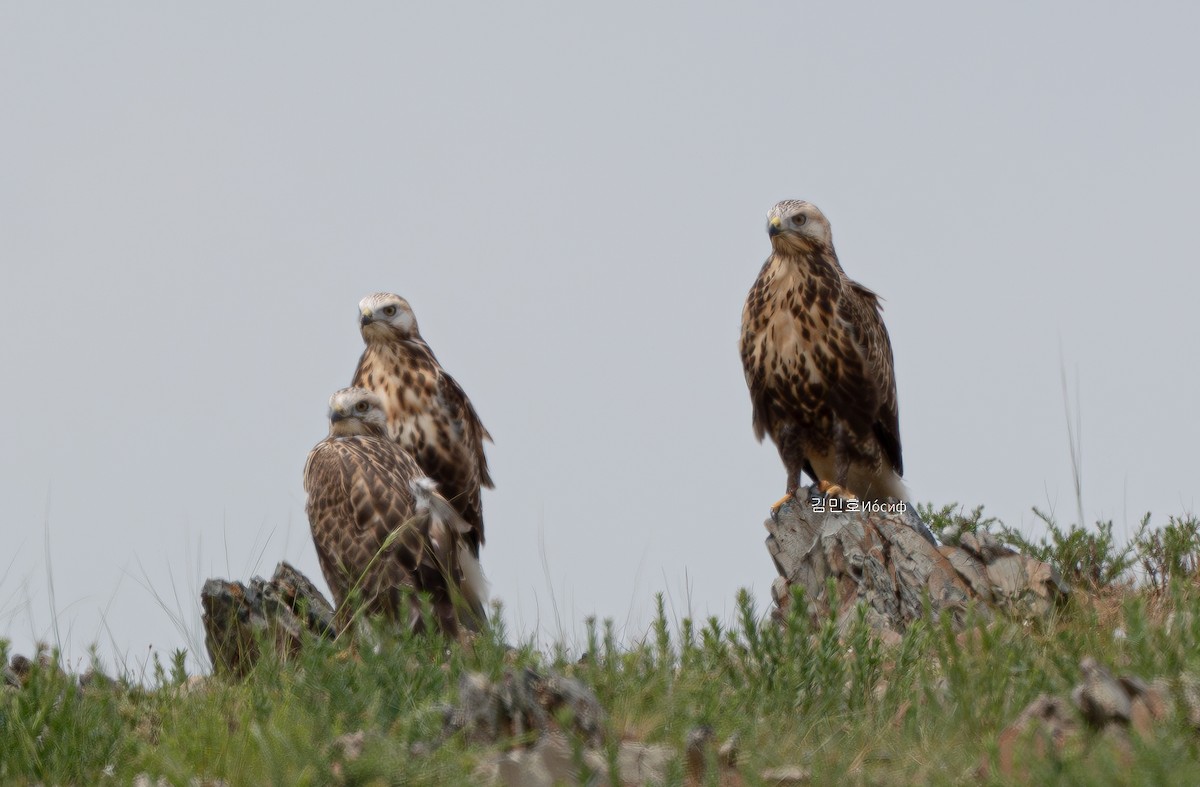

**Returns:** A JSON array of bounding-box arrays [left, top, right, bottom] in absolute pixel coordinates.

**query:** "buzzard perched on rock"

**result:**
[[739, 200, 905, 506], [351, 293, 493, 558], [303, 387, 487, 635]]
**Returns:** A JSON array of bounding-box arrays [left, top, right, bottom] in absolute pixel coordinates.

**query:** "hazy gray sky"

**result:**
[[2, 3, 1197, 673]]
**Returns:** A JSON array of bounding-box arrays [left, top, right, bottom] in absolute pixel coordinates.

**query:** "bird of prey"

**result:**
[[351, 293, 493, 558], [739, 200, 906, 506], [303, 387, 488, 635]]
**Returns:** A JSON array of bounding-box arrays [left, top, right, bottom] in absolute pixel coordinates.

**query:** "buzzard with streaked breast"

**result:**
[[739, 200, 906, 506], [303, 387, 487, 635], [351, 293, 493, 559]]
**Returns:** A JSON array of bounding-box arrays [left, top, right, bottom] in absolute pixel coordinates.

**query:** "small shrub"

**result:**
[[916, 502, 1000, 546], [1134, 514, 1200, 592], [999, 508, 1135, 590]]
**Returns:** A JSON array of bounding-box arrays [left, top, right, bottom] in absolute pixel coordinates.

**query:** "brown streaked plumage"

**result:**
[[351, 293, 492, 558], [739, 200, 906, 503], [303, 387, 487, 635]]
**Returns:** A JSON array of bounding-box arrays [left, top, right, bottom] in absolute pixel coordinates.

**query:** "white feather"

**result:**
[[408, 476, 489, 622], [457, 545, 490, 617]]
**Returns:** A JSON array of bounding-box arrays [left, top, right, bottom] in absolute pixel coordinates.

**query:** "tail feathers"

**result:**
[[456, 545, 490, 629], [409, 476, 489, 630]]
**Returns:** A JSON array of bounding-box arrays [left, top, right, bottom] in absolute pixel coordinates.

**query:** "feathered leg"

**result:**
[[772, 426, 809, 514], [818, 421, 857, 501]]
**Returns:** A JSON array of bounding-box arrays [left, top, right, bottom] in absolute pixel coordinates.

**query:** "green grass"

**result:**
[[4, 508, 1200, 785]]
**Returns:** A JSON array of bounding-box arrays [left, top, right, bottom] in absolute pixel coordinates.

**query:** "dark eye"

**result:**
[[355, 401, 369, 412], [794, 214, 808, 226], [383, 305, 397, 317]]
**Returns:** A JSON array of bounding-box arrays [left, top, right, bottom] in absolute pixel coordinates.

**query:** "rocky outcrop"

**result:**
[[765, 487, 1069, 636]]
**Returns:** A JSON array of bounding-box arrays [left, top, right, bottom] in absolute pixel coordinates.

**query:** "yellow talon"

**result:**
[[770, 493, 793, 515], [817, 481, 857, 500]]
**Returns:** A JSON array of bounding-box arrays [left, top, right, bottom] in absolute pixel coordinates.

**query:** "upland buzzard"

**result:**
[[739, 200, 906, 505], [303, 387, 487, 635], [352, 293, 493, 559]]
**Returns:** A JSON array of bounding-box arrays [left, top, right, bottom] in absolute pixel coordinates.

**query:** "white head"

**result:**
[[326, 386, 389, 437], [358, 292, 419, 342], [766, 200, 834, 252]]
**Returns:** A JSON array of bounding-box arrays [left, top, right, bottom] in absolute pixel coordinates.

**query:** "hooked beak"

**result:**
[[359, 308, 374, 327], [767, 215, 783, 237]]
